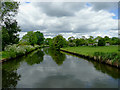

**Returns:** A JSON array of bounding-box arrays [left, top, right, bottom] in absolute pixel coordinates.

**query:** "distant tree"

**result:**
[[21, 31, 38, 45], [68, 36, 75, 43], [87, 36, 94, 45], [94, 36, 102, 42], [75, 38, 85, 46], [52, 35, 67, 50], [104, 36, 110, 41], [44, 38, 52, 45], [34, 31, 44, 45], [98, 38, 105, 46], [1, 1, 21, 50], [110, 37, 119, 45]]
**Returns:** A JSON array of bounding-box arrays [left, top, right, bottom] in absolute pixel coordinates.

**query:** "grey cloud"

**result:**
[[33, 2, 85, 17], [90, 2, 118, 11]]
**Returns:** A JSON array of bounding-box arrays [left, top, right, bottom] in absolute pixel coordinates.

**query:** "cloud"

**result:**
[[16, 2, 118, 39], [90, 2, 118, 11]]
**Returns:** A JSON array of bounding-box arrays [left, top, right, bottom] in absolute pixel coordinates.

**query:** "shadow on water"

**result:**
[[43, 48, 66, 66]]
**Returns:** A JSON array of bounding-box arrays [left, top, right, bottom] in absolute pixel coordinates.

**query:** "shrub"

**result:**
[[4, 44, 39, 58], [98, 38, 105, 46]]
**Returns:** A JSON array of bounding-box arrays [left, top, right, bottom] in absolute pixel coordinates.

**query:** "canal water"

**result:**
[[2, 48, 120, 88]]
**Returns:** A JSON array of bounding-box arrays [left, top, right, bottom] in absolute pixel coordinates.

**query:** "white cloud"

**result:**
[[16, 2, 118, 39]]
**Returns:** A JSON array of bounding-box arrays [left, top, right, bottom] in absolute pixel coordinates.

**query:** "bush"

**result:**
[[4, 44, 39, 58], [98, 38, 105, 46]]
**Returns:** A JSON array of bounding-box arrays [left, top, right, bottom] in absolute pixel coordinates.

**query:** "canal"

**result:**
[[2, 48, 120, 88]]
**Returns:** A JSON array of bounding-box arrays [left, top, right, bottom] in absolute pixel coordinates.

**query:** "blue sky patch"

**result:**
[[109, 9, 118, 19], [86, 3, 92, 7], [25, 2, 31, 3]]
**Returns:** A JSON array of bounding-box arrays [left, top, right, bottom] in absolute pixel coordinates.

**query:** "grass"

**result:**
[[61, 45, 120, 67], [61, 46, 118, 57]]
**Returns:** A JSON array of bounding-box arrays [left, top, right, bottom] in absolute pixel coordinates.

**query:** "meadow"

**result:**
[[61, 46, 118, 56]]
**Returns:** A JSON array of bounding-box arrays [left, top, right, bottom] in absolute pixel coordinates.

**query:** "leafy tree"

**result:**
[[52, 35, 67, 50], [94, 36, 102, 42], [110, 37, 119, 45], [104, 36, 110, 41], [87, 36, 94, 45], [75, 38, 85, 46], [1, 1, 21, 50], [98, 38, 105, 46], [21, 31, 38, 45], [68, 36, 75, 43], [34, 31, 44, 45], [44, 38, 52, 45]]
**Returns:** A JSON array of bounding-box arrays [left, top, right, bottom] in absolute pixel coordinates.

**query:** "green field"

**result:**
[[61, 46, 118, 57]]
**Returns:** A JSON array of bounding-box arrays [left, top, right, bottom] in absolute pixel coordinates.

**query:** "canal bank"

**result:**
[[60, 49, 120, 69], [0, 45, 49, 63]]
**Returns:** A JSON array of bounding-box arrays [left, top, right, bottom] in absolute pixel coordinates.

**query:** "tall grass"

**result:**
[[94, 52, 120, 64]]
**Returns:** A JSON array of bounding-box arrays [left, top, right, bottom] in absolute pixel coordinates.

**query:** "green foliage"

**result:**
[[52, 35, 67, 50], [35, 31, 44, 45], [68, 36, 75, 43], [98, 38, 105, 46], [2, 44, 40, 59], [44, 48, 66, 65], [25, 49, 44, 65], [20, 31, 44, 46], [94, 52, 120, 64], [1, 1, 21, 50], [44, 38, 52, 45], [75, 38, 86, 46]]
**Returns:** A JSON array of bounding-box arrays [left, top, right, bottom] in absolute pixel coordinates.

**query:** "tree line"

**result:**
[[44, 35, 120, 50]]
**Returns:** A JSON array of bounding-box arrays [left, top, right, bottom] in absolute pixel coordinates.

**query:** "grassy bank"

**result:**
[[61, 46, 120, 68], [0, 44, 42, 61]]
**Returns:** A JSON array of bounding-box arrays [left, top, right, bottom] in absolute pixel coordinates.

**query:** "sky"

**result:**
[[16, 2, 119, 39]]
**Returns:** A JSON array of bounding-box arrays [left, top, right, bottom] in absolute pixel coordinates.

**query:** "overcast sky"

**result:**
[[16, 2, 119, 39]]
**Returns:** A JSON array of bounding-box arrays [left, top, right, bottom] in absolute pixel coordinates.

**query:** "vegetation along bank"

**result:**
[[61, 46, 120, 69]]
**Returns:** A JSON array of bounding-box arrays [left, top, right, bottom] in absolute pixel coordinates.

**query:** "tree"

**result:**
[[98, 38, 105, 46], [34, 31, 44, 45], [75, 38, 85, 46], [68, 36, 75, 43], [1, 1, 21, 50], [21, 31, 38, 45], [52, 35, 67, 50], [110, 37, 119, 45], [44, 38, 52, 45], [87, 36, 94, 45]]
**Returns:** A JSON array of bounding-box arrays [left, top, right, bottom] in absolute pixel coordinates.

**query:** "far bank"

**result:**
[[60, 46, 120, 69]]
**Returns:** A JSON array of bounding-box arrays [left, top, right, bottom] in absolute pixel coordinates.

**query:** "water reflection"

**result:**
[[2, 58, 23, 88], [2, 48, 120, 88], [44, 48, 66, 65], [25, 49, 44, 65], [2, 49, 44, 88], [2, 69, 21, 88], [92, 61, 120, 79], [64, 53, 120, 79]]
